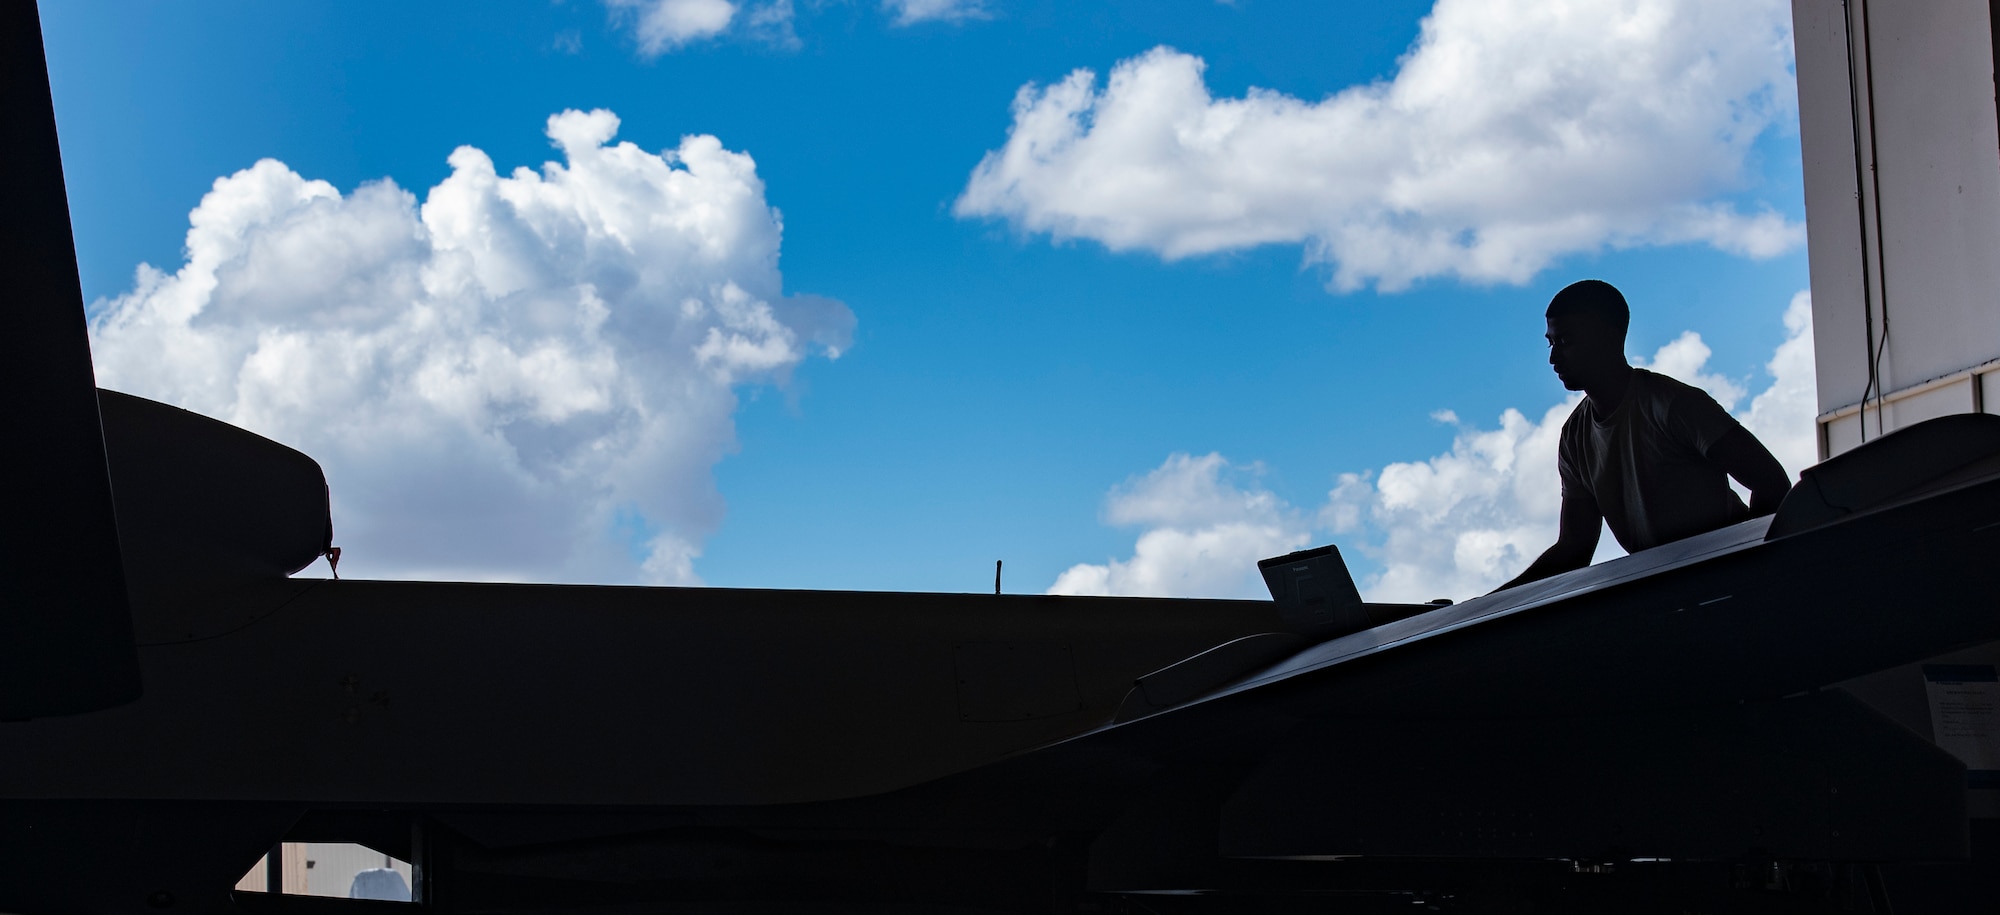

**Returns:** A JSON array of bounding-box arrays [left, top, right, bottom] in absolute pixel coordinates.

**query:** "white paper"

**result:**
[[1924, 665, 2000, 776]]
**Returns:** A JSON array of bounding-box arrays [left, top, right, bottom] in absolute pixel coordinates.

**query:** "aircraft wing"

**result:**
[[7, 393, 1998, 912]]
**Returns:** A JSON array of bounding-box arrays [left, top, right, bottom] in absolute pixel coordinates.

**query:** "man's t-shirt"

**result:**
[[1558, 368, 1750, 553]]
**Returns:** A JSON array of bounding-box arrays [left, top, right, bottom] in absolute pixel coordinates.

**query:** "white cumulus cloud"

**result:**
[[956, 0, 1801, 290], [745, 0, 800, 49], [1739, 291, 1818, 477], [90, 109, 852, 585], [607, 0, 738, 55], [1322, 400, 1578, 603], [604, 0, 965, 51], [1059, 294, 1818, 603], [1047, 453, 1310, 599], [883, 0, 988, 26]]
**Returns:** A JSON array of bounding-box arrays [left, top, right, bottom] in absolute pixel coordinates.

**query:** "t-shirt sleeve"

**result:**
[[1665, 384, 1745, 457], [1557, 415, 1587, 499]]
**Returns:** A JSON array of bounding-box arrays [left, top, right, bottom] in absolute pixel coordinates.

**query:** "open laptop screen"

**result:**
[[1258, 544, 1369, 638]]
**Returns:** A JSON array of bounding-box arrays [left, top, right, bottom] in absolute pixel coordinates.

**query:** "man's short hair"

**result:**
[[1545, 279, 1630, 339]]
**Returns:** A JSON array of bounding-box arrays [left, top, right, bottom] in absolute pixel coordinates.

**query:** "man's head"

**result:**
[[1544, 279, 1630, 392]]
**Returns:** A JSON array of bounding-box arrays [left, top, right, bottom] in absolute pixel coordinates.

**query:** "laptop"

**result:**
[[1258, 544, 1370, 638]]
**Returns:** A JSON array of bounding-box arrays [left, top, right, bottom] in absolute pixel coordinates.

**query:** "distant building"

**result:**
[[235, 843, 413, 901]]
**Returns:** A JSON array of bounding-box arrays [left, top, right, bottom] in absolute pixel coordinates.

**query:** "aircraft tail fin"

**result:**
[[0, 1, 142, 719]]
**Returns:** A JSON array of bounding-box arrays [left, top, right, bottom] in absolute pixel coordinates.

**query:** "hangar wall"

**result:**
[[1793, 0, 2000, 816], [1794, 0, 2000, 456]]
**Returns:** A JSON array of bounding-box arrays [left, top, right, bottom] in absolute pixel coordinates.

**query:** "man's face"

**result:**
[[1545, 313, 1616, 391]]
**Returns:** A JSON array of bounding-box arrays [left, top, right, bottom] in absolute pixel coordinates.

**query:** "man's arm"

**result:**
[[1707, 425, 1792, 515], [1494, 491, 1603, 593]]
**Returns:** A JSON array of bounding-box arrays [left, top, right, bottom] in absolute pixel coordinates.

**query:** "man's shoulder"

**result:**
[[1633, 367, 1737, 415], [1558, 395, 1591, 429], [1632, 367, 1698, 397], [1630, 368, 1712, 418], [1631, 368, 1743, 448], [1557, 396, 1593, 453]]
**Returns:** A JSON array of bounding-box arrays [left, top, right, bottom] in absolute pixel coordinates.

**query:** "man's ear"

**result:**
[[1589, 319, 1626, 355]]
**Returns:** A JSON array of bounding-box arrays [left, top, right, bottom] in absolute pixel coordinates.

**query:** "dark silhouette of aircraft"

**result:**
[[6, 4, 2000, 911]]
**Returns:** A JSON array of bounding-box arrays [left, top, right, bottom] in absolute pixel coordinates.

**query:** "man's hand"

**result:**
[[1707, 426, 1793, 515], [1494, 491, 1602, 593]]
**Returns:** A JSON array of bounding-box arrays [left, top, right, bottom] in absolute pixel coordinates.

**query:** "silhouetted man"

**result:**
[[1497, 280, 1792, 591]]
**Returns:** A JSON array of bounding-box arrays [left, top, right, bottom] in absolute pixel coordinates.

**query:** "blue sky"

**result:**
[[45, 0, 1813, 598]]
